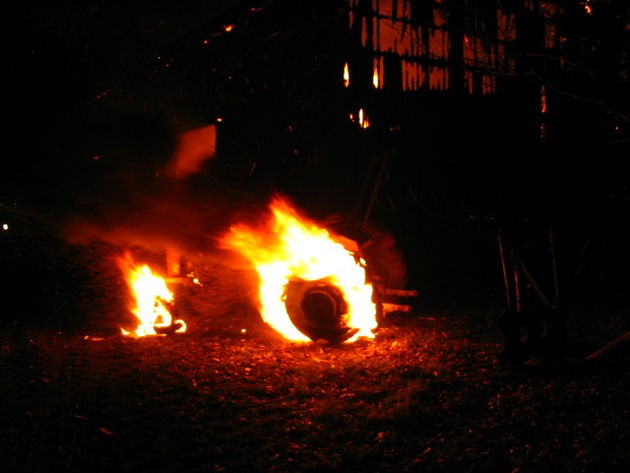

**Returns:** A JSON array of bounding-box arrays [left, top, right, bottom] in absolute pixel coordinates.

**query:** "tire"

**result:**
[[284, 279, 358, 343]]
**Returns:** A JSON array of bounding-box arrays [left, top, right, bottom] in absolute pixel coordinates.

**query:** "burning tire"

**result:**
[[284, 279, 359, 343]]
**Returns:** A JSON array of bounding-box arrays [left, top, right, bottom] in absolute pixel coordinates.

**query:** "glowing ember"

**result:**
[[220, 196, 377, 343], [118, 254, 186, 337]]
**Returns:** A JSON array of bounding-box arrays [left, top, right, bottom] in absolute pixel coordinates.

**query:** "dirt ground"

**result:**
[[1, 238, 629, 473]]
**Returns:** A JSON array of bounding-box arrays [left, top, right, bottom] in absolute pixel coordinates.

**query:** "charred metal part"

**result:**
[[382, 303, 413, 314], [153, 321, 184, 335], [284, 279, 358, 343], [153, 299, 183, 335], [380, 288, 417, 297], [378, 288, 417, 317], [497, 228, 566, 363]]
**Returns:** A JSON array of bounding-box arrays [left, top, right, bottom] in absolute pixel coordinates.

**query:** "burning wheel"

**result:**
[[284, 279, 359, 343]]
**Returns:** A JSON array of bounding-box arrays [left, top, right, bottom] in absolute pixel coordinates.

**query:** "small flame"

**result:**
[[358, 108, 370, 129], [349, 108, 370, 128], [343, 62, 350, 87], [118, 254, 186, 337], [219, 196, 377, 343]]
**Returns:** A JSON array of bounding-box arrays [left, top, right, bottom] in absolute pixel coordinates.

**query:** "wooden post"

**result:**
[[549, 228, 560, 308], [497, 231, 512, 309], [511, 251, 522, 314]]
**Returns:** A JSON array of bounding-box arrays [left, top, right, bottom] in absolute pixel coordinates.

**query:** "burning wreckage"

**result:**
[[118, 194, 414, 344]]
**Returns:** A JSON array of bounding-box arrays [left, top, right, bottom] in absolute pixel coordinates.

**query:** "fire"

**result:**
[[350, 108, 370, 129], [220, 196, 377, 343], [373, 63, 379, 88], [118, 254, 186, 337]]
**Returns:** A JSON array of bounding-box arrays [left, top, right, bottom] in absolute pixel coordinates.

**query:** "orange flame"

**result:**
[[220, 196, 377, 343], [118, 254, 187, 337]]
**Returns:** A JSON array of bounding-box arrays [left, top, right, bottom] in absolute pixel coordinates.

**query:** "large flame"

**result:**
[[118, 254, 186, 337], [220, 196, 377, 342]]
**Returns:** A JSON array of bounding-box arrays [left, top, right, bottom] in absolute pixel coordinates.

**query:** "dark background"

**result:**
[[3, 1, 630, 309]]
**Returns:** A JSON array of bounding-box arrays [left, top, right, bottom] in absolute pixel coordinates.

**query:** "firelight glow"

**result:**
[[219, 196, 377, 343], [358, 108, 370, 128], [118, 254, 186, 337]]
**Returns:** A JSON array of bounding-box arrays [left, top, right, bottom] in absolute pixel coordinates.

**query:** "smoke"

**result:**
[[58, 117, 273, 273]]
